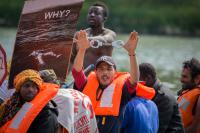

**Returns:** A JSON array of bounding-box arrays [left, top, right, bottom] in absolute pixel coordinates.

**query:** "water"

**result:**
[[113, 34, 200, 92], [112, 40, 125, 48], [1, 27, 200, 92]]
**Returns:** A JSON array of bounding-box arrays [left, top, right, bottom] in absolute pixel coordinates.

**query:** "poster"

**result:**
[[9, 0, 84, 88], [0, 44, 7, 86]]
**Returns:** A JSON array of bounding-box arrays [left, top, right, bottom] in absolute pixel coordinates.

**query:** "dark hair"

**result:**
[[139, 63, 156, 81], [91, 1, 109, 18], [183, 58, 200, 80]]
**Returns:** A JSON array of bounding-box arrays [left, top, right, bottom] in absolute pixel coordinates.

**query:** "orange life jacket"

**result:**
[[83, 72, 155, 116], [136, 83, 155, 100], [177, 88, 200, 128], [0, 83, 59, 133]]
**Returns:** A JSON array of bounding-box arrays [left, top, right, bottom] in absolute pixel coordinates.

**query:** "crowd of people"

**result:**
[[0, 1, 200, 133]]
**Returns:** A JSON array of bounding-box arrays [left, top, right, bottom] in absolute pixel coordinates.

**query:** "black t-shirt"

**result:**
[[28, 103, 59, 133], [152, 80, 184, 133]]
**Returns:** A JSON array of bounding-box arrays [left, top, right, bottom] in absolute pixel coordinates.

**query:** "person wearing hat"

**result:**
[[72, 30, 156, 133], [0, 69, 59, 133]]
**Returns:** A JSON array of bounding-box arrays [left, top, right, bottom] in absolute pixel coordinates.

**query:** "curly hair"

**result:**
[[139, 63, 157, 81], [91, 1, 109, 18], [183, 58, 200, 80]]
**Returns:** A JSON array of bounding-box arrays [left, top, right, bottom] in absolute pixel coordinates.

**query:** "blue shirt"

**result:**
[[121, 96, 159, 133]]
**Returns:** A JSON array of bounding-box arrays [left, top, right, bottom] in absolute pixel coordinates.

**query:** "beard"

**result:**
[[182, 82, 196, 90]]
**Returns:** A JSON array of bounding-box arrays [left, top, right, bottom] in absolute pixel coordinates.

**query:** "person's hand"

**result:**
[[88, 36, 107, 48], [123, 31, 139, 55], [75, 30, 90, 51]]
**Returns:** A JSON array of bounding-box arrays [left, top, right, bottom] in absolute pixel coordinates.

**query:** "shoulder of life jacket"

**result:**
[[0, 82, 59, 133], [136, 83, 155, 100], [177, 88, 200, 128]]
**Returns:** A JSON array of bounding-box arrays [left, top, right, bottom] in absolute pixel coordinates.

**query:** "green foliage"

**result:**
[[0, 0, 199, 35], [0, 0, 24, 26]]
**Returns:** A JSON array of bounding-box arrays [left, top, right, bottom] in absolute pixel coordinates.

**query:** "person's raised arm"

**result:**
[[123, 31, 139, 84], [88, 30, 116, 45], [101, 30, 116, 43], [73, 30, 90, 72]]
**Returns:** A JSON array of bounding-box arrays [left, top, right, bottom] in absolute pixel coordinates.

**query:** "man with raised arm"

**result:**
[[71, 30, 156, 133], [70, 2, 116, 72]]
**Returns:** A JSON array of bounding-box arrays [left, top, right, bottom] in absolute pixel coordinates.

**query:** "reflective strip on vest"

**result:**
[[9, 103, 33, 129], [178, 97, 190, 111], [100, 83, 115, 107]]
